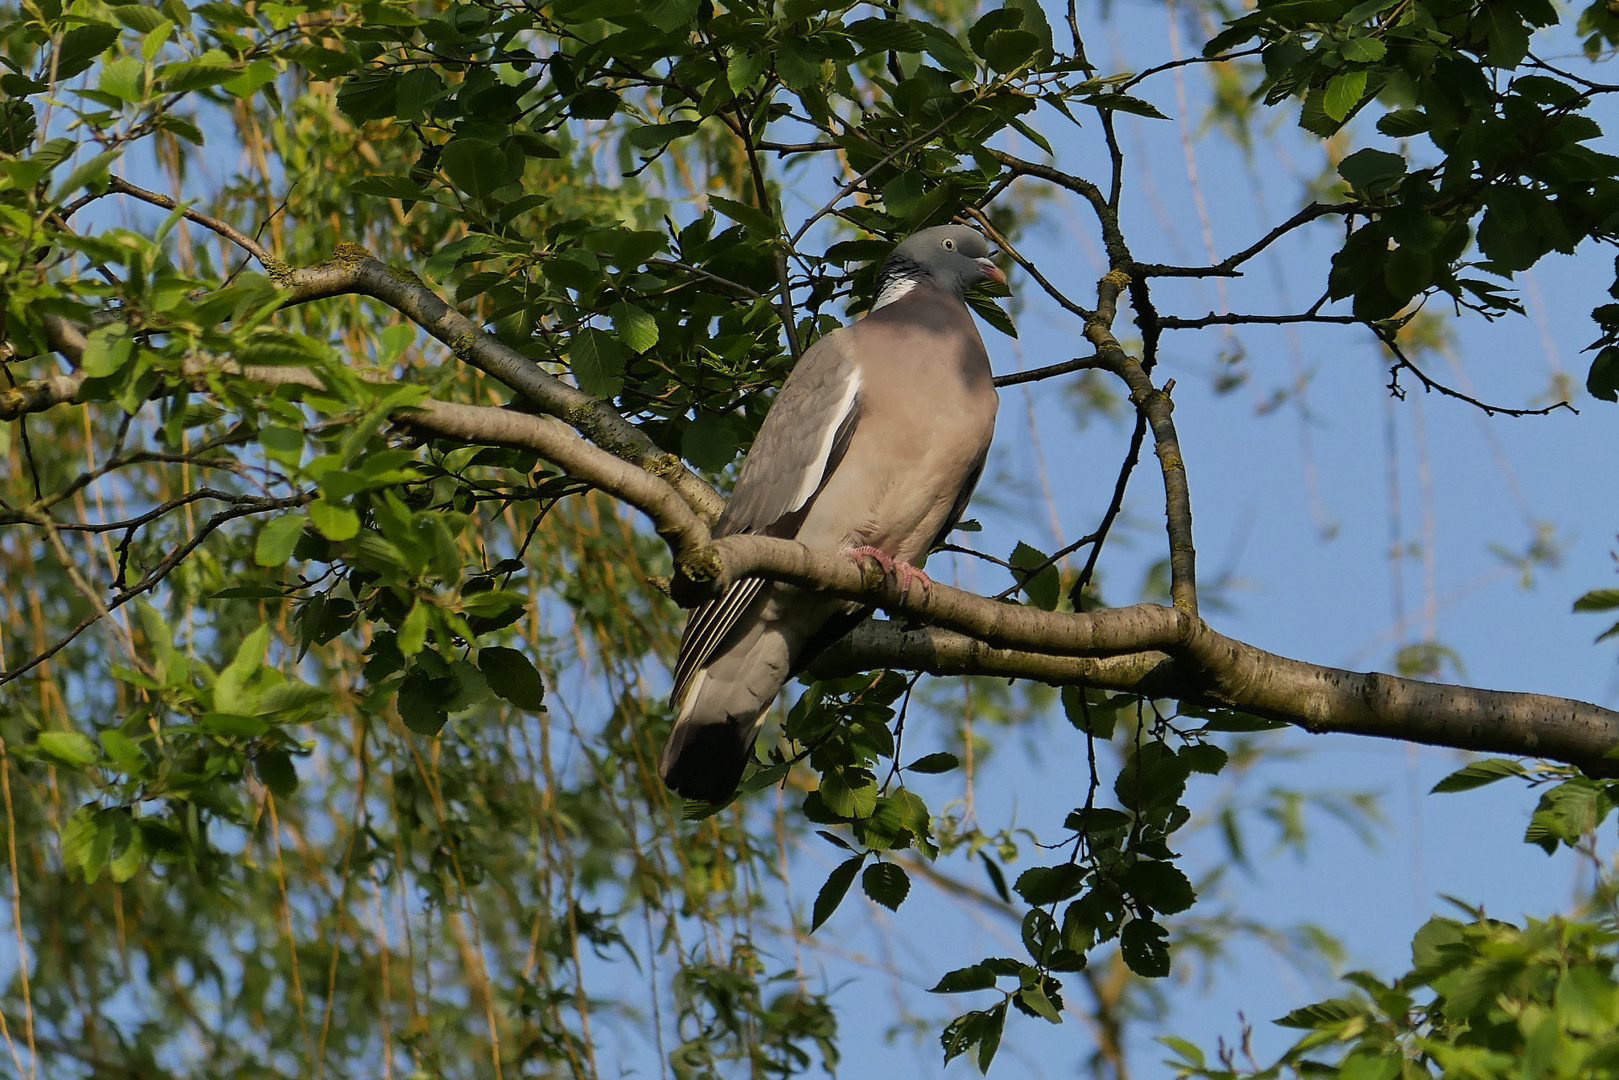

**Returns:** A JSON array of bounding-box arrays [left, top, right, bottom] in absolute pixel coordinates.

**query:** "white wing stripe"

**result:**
[[785, 367, 860, 515]]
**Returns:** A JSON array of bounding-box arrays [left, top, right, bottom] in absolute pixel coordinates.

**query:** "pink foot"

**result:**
[[842, 545, 932, 595]]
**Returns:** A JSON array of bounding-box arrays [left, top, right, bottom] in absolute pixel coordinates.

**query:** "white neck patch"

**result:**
[[871, 275, 920, 311]]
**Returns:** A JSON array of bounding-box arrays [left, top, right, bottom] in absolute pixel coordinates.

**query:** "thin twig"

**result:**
[[994, 354, 1106, 387], [105, 176, 272, 264]]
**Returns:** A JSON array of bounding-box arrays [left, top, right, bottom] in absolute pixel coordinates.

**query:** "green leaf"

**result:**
[[775, 40, 822, 90], [1119, 918, 1171, 977], [708, 195, 776, 235], [1126, 860, 1196, 915], [980, 852, 1011, 903], [1014, 863, 1085, 904], [1430, 758, 1527, 794], [608, 302, 658, 353], [917, 23, 976, 78], [1338, 148, 1406, 190], [627, 121, 701, 152], [1087, 93, 1170, 120], [819, 768, 878, 819], [1061, 685, 1120, 740], [38, 732, 100, 768], [479, 646, 546, 710], [1575, 588, 1619, 611], [643, 0, 698, 33], [681, 412, 739, 471], [1377, 108, 1430, 137], [199, 712, 269, 738], [81, 324, 135, 378], [255, 512, 307, 567], [57, 24, 122, 79], [845, 17, 926, 54], [1009, 541, 1060, 610], [811, 855, 864, 930], [1323, 70, 1368, 123], [1587, 346, 1619, 403], [1180, 743, 1227, 775], [570, 327, 627, 399], [862, 862, 910, 910], [906, 752, 959, 774], [52, 149, 121, 201], [1557, 964, 1619, 1033], [983, 28, 1041, 74], [439, 138, 512, 202], [215, 624, 270, 715], [309, 499, 360, 541], [398, 602, 429, 656], [255, 750, 299, 798], [1339, 35, 1386, 62], [929, 963, 996, 993], [727, 51, 765, 93]]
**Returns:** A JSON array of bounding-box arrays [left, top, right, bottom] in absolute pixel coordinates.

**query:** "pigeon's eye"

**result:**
[[942, 238, 956, 251]]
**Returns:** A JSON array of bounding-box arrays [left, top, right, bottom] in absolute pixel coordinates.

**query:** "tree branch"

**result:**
[[274, 246, 724, 523], [1086, 272, 1198, 617], [815, 618, 1619, 778]]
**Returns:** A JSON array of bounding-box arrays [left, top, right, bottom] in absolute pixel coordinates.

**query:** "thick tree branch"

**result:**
[[815, 614, 1619, 778], [274, 246, 724, 523]]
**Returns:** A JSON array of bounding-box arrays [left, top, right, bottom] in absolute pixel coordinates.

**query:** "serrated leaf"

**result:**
[[1014, 863, 1085, 904], [1339, 36, 1386, 62], [1009, 541, 1060, 610], [1127, 860, 1196, 915], [1431, 758, 1527, 794], [1087, 92, 1169, 119], [1119, 918, 1171, 977], [1338, 147, 1406, 191], [819, 768, 877, 819], [1323, 70, 1368, 122], [479, 646, 546, 710], [727, 51, 765, 93], [811, 855, 864, 930], [439, 138, 511, 201], [1378, 108, 1430, 137], [708, 195, 776, 235], [643, 0, 698, 33], [862, 861, 910, 910], [845, 16, 926, 54], [609, 301, 658, 353], [57, 25, 122, 80], [308, 499, 360, 541], [930, 963, 996, 993], [570, 327, 627, 399]]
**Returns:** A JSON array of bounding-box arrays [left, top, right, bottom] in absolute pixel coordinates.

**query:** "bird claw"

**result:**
[[842, 545, 931, 595]]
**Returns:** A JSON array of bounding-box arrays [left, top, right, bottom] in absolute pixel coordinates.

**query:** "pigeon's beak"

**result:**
[[977, 257, 1006, 285]]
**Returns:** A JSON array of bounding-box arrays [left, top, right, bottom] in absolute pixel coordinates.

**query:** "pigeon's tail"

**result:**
[[659, 619, 793, 804]]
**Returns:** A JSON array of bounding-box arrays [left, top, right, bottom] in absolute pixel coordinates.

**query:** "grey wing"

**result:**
[[716, 331, 863, 538], [672, 333, 863, 708]]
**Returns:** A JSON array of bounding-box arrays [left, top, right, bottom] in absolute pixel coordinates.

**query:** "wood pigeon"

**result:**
[[660, 225, 1004, 803]]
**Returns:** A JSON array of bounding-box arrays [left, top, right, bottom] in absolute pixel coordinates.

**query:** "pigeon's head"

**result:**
[[873, 225, 1005, 308]]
